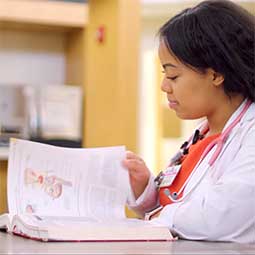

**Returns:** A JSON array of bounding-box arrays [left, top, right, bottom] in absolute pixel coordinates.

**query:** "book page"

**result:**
[[16, 215, 166, 230], [11, 215, 173, 241], [0, 213, 12, 231], [7, 139, 129, 220]]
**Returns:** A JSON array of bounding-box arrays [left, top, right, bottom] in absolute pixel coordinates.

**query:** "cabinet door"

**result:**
[[0, 161, 7, 213]]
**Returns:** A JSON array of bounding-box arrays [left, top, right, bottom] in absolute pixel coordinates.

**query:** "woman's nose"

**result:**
[[161, 78, 172, 93]]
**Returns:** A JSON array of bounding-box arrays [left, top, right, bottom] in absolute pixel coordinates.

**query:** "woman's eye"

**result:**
[[167, 76, 178, 81], [161, 70, 178, 81]]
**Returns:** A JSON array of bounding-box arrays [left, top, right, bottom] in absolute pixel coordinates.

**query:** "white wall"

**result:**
[[0, 29, 66, 85], [138, 19, 161, 172]]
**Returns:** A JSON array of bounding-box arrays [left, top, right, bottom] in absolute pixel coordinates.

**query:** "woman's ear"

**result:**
[[211, 70, 224, 87]]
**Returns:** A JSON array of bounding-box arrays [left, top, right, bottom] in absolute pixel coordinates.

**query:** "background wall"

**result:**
[[0, 29, 66, 85]]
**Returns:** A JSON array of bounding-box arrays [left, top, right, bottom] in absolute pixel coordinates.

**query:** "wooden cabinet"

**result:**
[[0, 161, 7, 213], [0, 0, 88, 214], [0, 0, 141, 217]]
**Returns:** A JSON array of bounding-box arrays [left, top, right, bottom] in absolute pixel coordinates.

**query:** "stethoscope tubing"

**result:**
[[164, 100, 252, 203]]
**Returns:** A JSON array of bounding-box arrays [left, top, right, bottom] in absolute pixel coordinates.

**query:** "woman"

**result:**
[[123, 0, 255, 243]]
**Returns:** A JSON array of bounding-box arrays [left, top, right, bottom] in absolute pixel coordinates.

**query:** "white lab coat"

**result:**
[[128, 100, 255, 243]]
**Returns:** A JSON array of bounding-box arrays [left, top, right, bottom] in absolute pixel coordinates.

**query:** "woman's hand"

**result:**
[[122, 151, 151, 199]]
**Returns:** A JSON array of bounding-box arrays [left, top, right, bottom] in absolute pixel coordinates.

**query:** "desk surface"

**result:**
[[0, 232, 255, 255]]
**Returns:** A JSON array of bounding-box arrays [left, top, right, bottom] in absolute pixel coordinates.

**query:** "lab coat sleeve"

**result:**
[[151, 126, 255, 243], [127, 174, 159, 217]]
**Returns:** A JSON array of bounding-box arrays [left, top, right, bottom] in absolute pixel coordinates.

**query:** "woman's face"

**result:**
[[158, 40, 222, 120]]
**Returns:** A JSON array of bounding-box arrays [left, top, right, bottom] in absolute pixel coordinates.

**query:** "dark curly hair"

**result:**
[[158, 0, 255, 101]]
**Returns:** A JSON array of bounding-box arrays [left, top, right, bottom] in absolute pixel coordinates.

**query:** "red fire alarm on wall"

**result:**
[[96, 26, 105, 43]]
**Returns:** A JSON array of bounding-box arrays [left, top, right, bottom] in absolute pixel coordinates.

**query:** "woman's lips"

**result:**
[[168, 100, 178, 109]]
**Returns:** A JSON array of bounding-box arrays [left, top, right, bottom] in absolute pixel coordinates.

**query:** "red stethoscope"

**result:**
[[154, 100, 252, 203]]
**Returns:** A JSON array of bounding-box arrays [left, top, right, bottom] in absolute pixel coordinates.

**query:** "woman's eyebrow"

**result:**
[[162, 63, 177, 69]]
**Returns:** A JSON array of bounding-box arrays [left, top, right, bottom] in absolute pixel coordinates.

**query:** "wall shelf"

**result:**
[[0, 0, 87, 159], [0, 0, 88, 30]]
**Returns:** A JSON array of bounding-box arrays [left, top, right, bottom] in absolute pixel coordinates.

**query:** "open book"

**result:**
[[0, 139, 173, 242]]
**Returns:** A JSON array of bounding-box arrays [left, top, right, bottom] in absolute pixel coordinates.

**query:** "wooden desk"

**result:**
[[0, 232, 254, 254]]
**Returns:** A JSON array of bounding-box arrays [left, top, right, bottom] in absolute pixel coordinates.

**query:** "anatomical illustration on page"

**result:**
[[7, 139, 129, 220], [24, 168, 73, 213]]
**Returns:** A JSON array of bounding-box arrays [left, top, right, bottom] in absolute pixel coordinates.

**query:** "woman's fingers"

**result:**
[[126, 151, 145, 164], [126, 151, 144, 163], [122, 158, 144, 172], [122, 152, 150, 199]]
